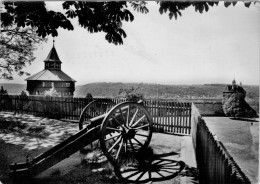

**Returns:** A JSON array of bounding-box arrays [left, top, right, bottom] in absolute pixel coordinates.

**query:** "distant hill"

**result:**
[[74, 82, 258, 99], [75, 82, 127, 98], [1, 82, 258, 112], [2, 82, 257, 99], [74, 82, 259, 112], [0, 83, 27, 95]]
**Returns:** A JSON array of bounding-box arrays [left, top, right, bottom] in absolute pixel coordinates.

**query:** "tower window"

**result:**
[[66, 83, 70, 87]]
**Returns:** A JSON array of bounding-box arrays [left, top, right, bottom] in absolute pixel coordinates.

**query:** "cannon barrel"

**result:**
[[9, 113, 107, 178], [9, 105, 129, 177], [10, 101, 151, 180]]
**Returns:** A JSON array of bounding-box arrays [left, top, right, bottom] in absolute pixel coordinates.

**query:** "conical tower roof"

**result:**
[[44, 42, 62, 63], [232, 78, 236, 85], [25, 39, 76, 83]]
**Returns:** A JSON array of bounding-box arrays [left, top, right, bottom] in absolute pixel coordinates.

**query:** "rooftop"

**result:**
[[223, 85, 245, 93], [44, 43, 61, 63], [25, 69, 76, 82]]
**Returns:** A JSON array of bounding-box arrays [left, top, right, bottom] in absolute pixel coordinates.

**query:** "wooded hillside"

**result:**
[[1, 82, 258, 99], [1, 82, 258, 112], [75, 82, 258, 99]]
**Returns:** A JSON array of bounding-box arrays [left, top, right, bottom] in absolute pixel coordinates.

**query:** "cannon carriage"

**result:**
[[10, 100, 153, 180]]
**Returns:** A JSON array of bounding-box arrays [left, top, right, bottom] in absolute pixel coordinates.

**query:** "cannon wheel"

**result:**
[[79, 99, 115, 130], [99, 101, 153, 168]]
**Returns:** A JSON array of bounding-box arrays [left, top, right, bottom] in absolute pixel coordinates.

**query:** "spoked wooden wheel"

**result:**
[[79, 99, 115, 130], [99, 102, 153, 168]]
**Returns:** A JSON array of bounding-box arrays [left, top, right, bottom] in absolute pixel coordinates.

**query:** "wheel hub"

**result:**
[[122, 127, 136, 140]]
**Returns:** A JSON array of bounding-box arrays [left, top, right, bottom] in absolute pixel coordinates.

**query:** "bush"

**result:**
[[223, 93, 258, 118], [0, 86, 11, 111], [17, 90, 29, 112], [25, 101, 44, 116], [43, 100, 62, 119], [86, 93, 93, 100], [0, 86, 8, 96], [42, 86, 64, 119], [118, 87, 144, 102], [25, 99, 63, 119]]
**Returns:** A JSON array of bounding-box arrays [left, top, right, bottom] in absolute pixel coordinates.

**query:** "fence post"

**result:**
[[3, 96, 195, 136], [188, 103, 192, 134], [223, 158, 229, 184], [14, 95, 17, 114], [231, 171, 237, 184]]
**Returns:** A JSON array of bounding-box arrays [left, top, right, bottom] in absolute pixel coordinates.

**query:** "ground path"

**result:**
[[0, 112, 197, 184]]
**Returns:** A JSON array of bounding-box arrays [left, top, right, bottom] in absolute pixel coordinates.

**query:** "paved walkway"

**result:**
[[0, 112, 198, 184], [203, 117, 259, 184]]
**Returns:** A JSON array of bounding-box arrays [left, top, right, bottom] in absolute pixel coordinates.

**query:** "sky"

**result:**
[[3, 1, 260, 86]]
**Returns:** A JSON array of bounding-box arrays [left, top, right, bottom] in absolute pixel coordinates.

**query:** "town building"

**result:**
[[25, 42, 76, 96], [222, 79, 258, 118], [222, 79, 246, 103]]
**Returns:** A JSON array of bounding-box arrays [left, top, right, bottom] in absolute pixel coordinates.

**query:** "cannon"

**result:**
[[10, 100, 153, 180]]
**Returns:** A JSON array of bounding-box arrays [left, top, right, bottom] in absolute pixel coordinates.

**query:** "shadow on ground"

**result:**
[[0, 112, 78, 150], [28, 149, 198, 184], [119, 152, 183, 183], [116, 148, 198, 184], [230, 117, 259, 122], [0, 112, 198, 184]]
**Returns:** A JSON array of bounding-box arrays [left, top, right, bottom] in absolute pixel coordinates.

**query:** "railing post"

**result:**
[[14, 95, 17, 115]]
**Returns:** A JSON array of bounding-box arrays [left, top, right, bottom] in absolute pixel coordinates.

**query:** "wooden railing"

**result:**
[[0, 95, 191, 135], [191, 104, 251, 184]]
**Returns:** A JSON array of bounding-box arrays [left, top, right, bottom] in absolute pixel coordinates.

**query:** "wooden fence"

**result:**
[[191, 105, 251, 184], [0, 95, 191, 135], [0, 95, 252, 183]]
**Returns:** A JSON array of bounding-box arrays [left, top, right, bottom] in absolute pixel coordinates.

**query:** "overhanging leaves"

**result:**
[[1, 2, 73, 38], [62, 1, 134, 45]]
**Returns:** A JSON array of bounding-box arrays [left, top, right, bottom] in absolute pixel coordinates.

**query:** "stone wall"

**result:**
[[194, 101, 225, 116]]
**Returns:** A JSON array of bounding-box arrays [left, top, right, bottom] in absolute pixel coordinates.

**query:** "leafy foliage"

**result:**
[[0, 86, 10, 110], [25, 101, 44, 115], [2, 1, 253, 45], [130, 1, 149, 14], [158, 1, 251, 20], [0, 86, 9, 97], [25, 97, 62, 119], [62, 1, 134, 45], [17, 90, 28, 112], [118, 86, 144, 102], [0, 2, 70, 80], [158, 1, 219, 20], [0, 26, 46, 80], [0, 1, 254, 80], [85, 93, 93, 100], [1, 2, 73, 37], [223, 93, 258, 118]]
